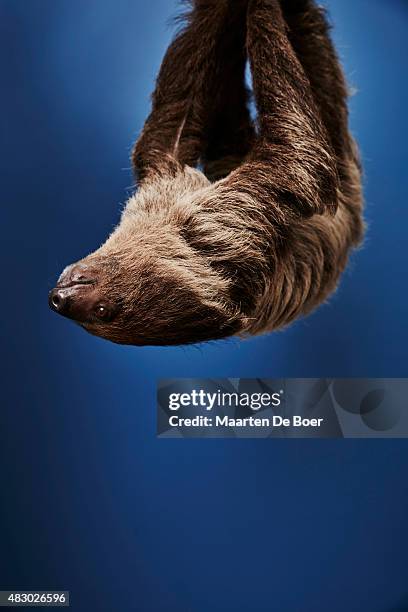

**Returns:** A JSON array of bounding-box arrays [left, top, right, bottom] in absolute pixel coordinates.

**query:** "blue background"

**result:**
[[1, 1, 408, 610]]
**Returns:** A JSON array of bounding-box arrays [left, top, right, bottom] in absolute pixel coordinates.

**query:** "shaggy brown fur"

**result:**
[[50, 0, 364, 346]]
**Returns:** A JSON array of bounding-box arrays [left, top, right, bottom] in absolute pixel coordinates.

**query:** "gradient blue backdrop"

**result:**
[[1, 1, 408, 610]]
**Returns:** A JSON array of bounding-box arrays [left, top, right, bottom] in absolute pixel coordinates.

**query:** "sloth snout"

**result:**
[[48, 284, 96, 322], [49, 263, 116, 324]]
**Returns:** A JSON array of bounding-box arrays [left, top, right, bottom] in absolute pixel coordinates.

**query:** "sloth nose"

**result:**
[[49, 288, 68, 313], [48, 263, 97, 320], [49, 262, 99, 318], [49, 262, 115, 323]]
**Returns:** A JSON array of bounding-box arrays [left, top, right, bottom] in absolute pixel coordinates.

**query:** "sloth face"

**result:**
[[48, 251, 239, 345], [49, 171, 243, 345]]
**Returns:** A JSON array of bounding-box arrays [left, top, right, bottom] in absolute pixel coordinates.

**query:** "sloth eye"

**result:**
[[95, 304, 110, 320]]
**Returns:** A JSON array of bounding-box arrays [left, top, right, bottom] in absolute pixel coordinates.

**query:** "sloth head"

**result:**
[[49, 168, 245, 345]]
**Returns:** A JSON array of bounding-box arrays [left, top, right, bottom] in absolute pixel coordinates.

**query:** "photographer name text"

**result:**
[[168, 415, 324, 428]]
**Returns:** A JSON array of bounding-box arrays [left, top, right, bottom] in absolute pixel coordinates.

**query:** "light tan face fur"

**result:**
[[54, 167, 243, 346]]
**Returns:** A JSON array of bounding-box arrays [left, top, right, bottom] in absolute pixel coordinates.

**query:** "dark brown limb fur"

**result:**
[[281, 0, 351, 158], [219, 0, 339, 220], [133, 0, 255, 183]]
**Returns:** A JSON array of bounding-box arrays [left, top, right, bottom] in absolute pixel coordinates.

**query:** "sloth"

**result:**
[[49, 0, 364, 346]]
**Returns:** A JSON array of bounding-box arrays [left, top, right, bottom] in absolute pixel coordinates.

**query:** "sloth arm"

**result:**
[[199, 0, 255, 181], [133, 0, 255, 184], [218, 0, 340, 221], [279, 0, 353, 162]]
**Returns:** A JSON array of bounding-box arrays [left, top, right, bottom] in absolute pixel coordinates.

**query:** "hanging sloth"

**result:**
[[49, 0, 364, 346]]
